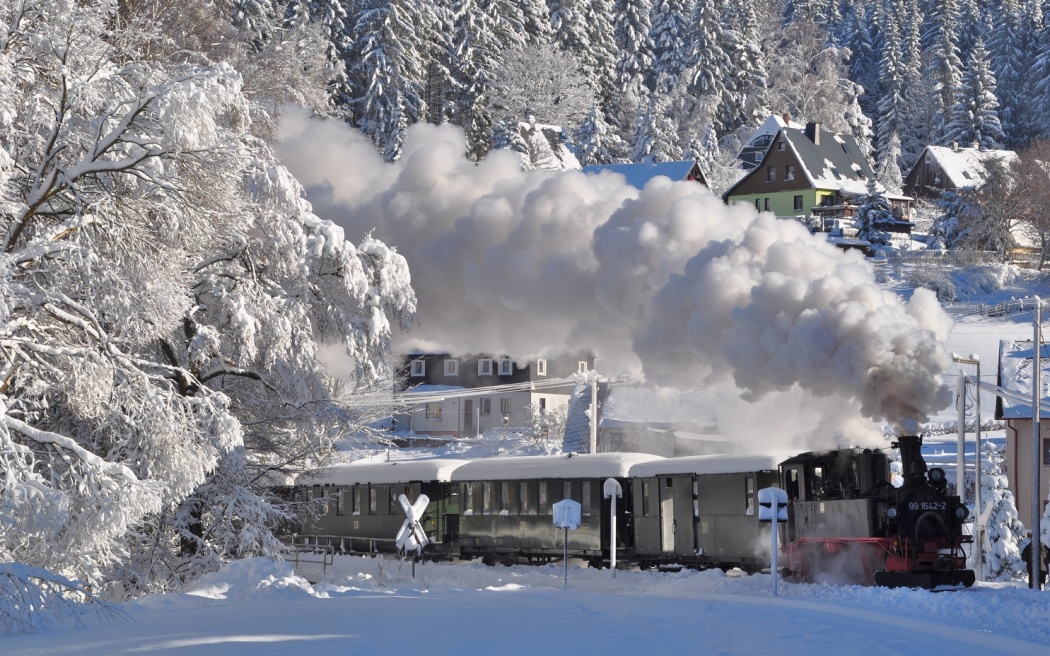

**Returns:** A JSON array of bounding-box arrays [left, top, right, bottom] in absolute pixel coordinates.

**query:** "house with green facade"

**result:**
[[724, 121, 912, 233]]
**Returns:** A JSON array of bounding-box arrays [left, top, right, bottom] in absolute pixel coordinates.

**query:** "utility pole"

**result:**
[[1033, 298, 1043, 590]]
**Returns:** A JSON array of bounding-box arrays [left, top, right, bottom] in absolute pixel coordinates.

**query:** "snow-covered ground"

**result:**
[[4, 556, 1048, 655]]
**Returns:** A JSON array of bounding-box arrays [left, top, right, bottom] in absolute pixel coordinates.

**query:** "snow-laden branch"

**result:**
[[2, 415, 138, 484]]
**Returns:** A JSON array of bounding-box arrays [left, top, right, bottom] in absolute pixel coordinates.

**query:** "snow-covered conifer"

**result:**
[[944, 37, 1005, 149], [854, 179, 897, 246], [980, 444, 1028, 581]]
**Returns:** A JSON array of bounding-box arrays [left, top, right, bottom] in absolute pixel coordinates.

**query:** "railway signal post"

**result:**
[[759, 487, 789, 597], [553, 499, 582, 591]]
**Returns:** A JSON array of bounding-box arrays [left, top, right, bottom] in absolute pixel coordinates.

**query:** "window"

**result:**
[[519, 482, 529, 514], [578, 361, 588, 373], [464, 483, 474, 515], [444, 359, 458, 376], [766, 166, 776, 182], [763, 198, 770, 211], [793, 195, 803, 211], [642, 481, 651, 516], [482, 482, 492, 515], [390, 487, 399, 514], [582, 482, 592, 516], [785, 165, 795, 181], [499, 357, 512, 375], [1044, 438, 1050, 466], [369, 486, 377, 514], [500, 397, 511, 418], [539, 482, 549, 514], [539, 398, 546, 414], [410, 359, 425, 377], [777, 140, 785, 151], [338, 489, 350, 516], [536, 359, 547, 376], [500, 482, 511, 514], [426, 403, 442, 421], [821, 195, 834, 207], [352, 486, 362, 515], [563, 481, 573, 502], [754, 199, 761, 210], [746, 474, 755, 516], [480, 398, 491, 416], [478, 358, 493, 375]]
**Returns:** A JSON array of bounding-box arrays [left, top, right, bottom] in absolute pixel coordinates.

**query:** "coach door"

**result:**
[[660, 477, 675, 553]]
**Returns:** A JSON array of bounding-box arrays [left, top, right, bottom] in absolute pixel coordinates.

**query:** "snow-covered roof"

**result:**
[[600, 385, 723, 427], [518, 121, 581, 171], [629, 452, 794, 477], [997, 339, 1050, 419], [781, 125, 878, 193], [450, 452, 662, 481], [923, 145, 1018, 189], [582, 160, 706, 190], [297, 459, 472, 486], [735, 115, 805, 170]]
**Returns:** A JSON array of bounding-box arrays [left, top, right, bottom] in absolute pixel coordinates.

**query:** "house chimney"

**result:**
[[805, 122, 820, 145], [952, 141, 959, 152], [782, 112, 792, 125], [972, 140, 980, 150]]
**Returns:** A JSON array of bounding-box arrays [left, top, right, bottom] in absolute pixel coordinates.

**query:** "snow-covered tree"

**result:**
[[347, 0, 429, 160], [944, 37, 1006, 150], [0, 0, 415, 599], [575, 102, 626, 165], [648, 0, 692, 94], [979, 444, 1028, 581], [853, 179, 897, 246], [487, 43, 593, 130], [631, 88, 682, 162]]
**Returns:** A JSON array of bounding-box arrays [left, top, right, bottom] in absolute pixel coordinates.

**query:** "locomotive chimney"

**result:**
[[895, 435, 926, 480]]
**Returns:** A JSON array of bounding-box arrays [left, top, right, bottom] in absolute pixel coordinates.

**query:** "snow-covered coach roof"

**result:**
[[629, 452, 795, 478], [450, 452, 662, 481], [296, 459, 471, 486]]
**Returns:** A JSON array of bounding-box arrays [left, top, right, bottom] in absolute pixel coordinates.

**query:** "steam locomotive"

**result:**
[[289, 436, 974, 589]]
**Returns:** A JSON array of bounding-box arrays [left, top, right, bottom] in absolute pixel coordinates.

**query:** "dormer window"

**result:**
[[478, 358, 493, 375], [499, 357, 512, 375], [578, 361, 588, 373], [410, 359, 425, 377], [444, 359, 459, 376], [537, 359, 547, 376]]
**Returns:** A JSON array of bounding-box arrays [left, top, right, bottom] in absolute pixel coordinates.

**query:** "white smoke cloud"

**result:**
[[277, 112, 953, 446]]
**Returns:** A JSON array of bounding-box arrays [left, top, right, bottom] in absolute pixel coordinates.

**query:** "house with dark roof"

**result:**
[[903, 143, 1018, 200], [582, 160, 708, 190], [723, 121, 913, 236], [393, 350, 593, 438]]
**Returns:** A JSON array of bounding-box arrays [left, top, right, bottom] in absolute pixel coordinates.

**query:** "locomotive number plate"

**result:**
[[908, 501, 947, 511]]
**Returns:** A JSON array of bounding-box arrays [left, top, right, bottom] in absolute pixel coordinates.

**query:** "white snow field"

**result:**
[[3, 556, 1049, 655]]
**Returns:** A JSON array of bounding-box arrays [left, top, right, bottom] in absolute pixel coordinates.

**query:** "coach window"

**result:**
[[369, 486, 377, 515], [642, 481, 651, 516], [338, 488, 350, 516], [390, 486, 399, 514], [463, 483, 475, 515], [538, 482, 549, 514], [519, 482, 530, 514], [582, 481, 592, 516], [500, 482, 512, 515], [352, 486, 362, 516], [482, 482, 493, 515], [745, 474, 755, 516], [1044, 438, 1050, 465], [563, 481, 573, 502]]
